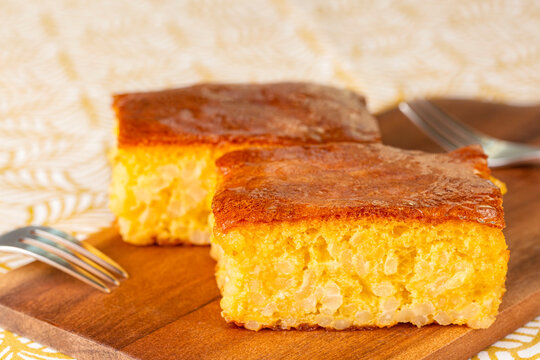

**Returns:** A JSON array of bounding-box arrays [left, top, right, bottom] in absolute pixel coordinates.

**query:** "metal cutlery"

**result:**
[[399, 100, 540, 167], [0, 225, 128, 293]]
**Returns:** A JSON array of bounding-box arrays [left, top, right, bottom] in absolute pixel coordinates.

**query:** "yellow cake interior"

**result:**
[[110, 145, 219, 245], [212, 218, 508, 330]]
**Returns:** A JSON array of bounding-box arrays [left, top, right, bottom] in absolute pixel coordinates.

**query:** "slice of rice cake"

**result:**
[[211, 143, 508, 330], [109, 82, 380, 245]]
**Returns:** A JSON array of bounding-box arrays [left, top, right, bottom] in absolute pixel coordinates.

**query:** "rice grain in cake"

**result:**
[[211, 143, 508, 330], [109, 82, 380, 245]]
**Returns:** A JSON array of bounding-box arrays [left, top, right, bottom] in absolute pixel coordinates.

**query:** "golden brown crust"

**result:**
[[227, 319, 403, 331], [113, 82, 380, 148], [212, 143, 505, 232]]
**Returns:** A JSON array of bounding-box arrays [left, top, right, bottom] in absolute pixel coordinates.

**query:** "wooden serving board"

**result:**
[[1, 100, 539, 360]]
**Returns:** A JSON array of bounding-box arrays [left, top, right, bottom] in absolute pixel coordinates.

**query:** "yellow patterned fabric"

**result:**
[[0, 0, 539, 358]]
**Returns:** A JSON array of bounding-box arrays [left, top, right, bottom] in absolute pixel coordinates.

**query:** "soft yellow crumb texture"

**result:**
[[110, 146, 219, 245], [212, 219, 508, 330]]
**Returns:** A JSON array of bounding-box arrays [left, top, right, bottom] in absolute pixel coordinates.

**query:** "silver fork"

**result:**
[[0, 226, 128, 293], [399, 100, 540, 167]]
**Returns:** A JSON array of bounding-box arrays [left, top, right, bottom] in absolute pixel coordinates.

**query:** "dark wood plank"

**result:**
[[0, 100, 539, 360], [0, 228, 220, 355]]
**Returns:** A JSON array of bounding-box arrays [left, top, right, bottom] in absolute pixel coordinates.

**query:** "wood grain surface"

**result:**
[[0, 99, 539, 360]]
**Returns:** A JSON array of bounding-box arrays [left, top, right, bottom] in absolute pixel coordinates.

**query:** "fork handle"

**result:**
[[489, 149, 540, 168]]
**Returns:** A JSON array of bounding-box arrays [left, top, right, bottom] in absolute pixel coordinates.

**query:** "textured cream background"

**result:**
[[0, 0, 539, 359]]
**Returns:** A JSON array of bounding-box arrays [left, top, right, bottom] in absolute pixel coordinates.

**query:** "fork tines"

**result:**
[[399, 99, 540, 168], [399, 100, 487, 151], [0, 226, 128, 293]]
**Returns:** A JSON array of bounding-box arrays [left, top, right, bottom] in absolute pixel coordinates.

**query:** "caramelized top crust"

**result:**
[[212, 143, 505, 233], [113, 82, 380, 147]]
